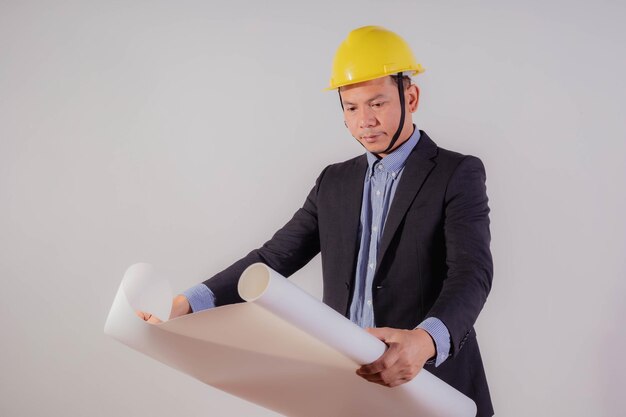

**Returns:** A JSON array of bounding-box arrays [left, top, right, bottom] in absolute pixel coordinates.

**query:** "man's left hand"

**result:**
[[356, 327, 436, 388]]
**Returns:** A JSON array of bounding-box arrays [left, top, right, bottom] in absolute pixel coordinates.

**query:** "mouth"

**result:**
[[361, 133, 383, 143]]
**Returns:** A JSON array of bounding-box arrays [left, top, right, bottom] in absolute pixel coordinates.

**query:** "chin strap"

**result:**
[[338, 88, 344, 111], [381, 72, 406, 154], [338, 72, 407, 155]]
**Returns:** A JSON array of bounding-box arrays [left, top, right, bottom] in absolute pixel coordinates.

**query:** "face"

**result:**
[[340, 76, 419, 157]]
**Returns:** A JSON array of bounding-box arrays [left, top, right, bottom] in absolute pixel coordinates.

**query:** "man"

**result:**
[[138, 26, 494, 416]]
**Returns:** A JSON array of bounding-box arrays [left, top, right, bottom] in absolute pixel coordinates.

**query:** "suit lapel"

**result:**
[[376, 131, 438, 271]]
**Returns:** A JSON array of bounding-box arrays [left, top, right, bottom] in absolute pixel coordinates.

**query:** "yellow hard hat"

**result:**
[[327, 26, 424, 90]]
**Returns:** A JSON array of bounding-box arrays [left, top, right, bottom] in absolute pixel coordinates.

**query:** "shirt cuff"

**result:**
[[416, 317, 451, 367], [182, 284, 216, 312]]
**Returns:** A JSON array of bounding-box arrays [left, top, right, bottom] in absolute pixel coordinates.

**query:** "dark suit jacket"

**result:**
[[203, 131, 494, 417]]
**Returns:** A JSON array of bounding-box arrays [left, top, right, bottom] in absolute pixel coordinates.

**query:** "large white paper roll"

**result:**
[[105, 263, 477, 417], [238, 263, 477, 417]]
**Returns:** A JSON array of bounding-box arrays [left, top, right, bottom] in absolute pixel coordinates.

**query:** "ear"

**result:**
[[406, 84, 420, 113]]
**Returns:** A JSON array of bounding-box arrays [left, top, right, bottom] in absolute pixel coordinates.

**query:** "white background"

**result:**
[[1, 1, 624, 416]]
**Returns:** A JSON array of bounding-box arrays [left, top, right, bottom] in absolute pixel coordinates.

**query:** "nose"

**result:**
[[358, 106, 377, 128]]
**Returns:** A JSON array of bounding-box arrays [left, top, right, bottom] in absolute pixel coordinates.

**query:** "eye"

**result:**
[[371, 101, 384, 108], [345, 106, 356, 113]]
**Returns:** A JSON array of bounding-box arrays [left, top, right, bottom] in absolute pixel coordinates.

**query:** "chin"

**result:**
[[354, 136, 389, 154], [362, 143, 388, 154]]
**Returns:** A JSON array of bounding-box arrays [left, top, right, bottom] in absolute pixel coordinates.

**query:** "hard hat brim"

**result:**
[[324, 65, 424, 91]]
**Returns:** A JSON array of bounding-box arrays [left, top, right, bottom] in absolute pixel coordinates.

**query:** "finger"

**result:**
[[381, 358, 423, 387], [366, 327, 394, 342], [358, 342, 400, 375], [356, 370, 402, 388], [134, 310, 162, 324], [360, 365, 403, 387], [377, 362, 407, 386], [356, 370, 385, 384]]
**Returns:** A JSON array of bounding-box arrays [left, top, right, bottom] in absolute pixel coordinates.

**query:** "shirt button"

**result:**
[[369, 263, 374, 269], [372, 226, 378, 232], [376, 190, 381, 196], [366, 300, 372, 306], [378, 165, 383, 170], [392, 172, 397, 178]]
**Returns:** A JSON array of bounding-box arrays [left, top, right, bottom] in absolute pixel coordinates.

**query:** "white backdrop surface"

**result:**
[[1, 1, 624, 416]]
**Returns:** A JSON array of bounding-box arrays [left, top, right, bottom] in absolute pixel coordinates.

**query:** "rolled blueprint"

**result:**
[[238, 263, 477, 417], [105, 263, 477, 417]]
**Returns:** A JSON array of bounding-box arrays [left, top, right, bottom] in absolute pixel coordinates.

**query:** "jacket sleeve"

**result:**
[[200, 166, 328, 306], [425, 155, 493, 356]]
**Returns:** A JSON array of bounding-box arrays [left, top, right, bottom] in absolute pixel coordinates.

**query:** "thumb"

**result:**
[[366, 327, 393, 342]]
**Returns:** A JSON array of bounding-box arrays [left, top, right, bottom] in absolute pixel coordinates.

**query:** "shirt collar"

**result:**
[[366, 125, 421, 177]]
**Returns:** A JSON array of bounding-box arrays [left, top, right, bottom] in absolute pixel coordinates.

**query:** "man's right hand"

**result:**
[[169, 294, 192, 319], [135, 294, 192, 324]]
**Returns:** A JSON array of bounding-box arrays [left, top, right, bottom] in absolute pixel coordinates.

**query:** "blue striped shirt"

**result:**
[[347, 126, 450, 366], [184, 125, 451, 366]]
